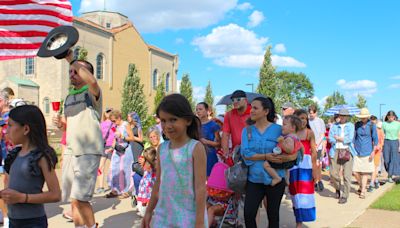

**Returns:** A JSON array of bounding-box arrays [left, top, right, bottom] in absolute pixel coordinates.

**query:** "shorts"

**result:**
[[9, 215, 47, 228], [62, 154, 101, 202], [101, 146, 113, 159]]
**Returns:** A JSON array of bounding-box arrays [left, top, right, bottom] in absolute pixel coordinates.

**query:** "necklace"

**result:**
[[69, 85, 88, 95]]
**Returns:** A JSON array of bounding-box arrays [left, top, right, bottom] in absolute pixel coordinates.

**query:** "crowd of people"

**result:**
[[0, 50, 398, 228]]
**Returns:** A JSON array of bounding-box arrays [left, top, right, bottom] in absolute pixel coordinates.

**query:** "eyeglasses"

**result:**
[[231, 97, 244, 102]]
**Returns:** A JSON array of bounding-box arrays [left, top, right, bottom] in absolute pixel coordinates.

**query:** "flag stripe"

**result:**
[[0, 3, 72, 12], [0, 0, 71, 10], [0, 20, 61, 28], [0, 49, 38, 56], [0, 25, 54, 32], [0, 43, 42, 49], [0, 9, 72, 22], [0, 37, 46, 43], [0, 30, 48, 38]]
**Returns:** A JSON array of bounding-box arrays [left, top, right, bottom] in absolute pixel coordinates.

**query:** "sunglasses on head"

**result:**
[[231, 97, 244, 102]]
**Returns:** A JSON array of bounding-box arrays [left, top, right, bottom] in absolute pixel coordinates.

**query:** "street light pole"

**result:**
[[246, 83, 254, 92], [379, 103, 386, 120]]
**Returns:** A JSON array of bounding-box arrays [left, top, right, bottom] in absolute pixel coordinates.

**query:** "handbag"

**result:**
[[337, 148, 350, 162], [114, 143, 128, 153], [132, 161, 144, 176]]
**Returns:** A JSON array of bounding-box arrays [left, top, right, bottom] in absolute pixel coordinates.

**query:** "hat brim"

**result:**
[[37, 25, 79, 59], [356, 114, 371, 118]]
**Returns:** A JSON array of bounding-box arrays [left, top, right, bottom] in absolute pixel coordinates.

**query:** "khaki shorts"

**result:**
[[62, 154, 101, 202]]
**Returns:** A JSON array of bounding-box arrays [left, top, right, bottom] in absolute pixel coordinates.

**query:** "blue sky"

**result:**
[[71, 0, 400, 118]]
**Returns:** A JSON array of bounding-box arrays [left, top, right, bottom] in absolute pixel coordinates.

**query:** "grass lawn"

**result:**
[[370, 184, 400, 211]]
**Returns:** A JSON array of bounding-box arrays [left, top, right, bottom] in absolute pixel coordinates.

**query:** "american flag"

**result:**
[[0, 0, 73, 60]]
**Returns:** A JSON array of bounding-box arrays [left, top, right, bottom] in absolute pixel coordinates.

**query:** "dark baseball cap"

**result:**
[[230, 90, 246, 99]]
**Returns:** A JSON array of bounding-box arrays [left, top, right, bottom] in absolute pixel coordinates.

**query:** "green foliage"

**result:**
[[121, 64, 148, 129], [324, 91, 346, 113], [77, 47, 88, 61], [371, 184, 400, 211], [153, 73, 166, 114], [356, 94, 367, 108], [272, 71, 315, 110], [257, 46, 276, 98], [180, 73, 195, 110], [204, 81, 215, 116]]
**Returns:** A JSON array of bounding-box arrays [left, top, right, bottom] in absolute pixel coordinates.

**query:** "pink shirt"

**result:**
[[222, 105, 251, 148], [101, 120, 115, 147]]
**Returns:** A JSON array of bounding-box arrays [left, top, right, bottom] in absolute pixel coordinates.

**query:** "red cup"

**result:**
[[52, 101, 61, 112]]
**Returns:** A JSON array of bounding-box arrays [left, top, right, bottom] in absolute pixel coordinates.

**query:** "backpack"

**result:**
[[226, 126, 252, 194]]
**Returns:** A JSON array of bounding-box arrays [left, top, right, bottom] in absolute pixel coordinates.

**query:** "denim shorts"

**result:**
[[9, 215, 47, 228]]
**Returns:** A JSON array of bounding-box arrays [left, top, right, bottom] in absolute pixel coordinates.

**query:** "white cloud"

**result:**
[[79, 0, 238, 33], [192, 24, 305, 68], [247, 10, 265, 28], [273, 43, 286, 53], [312, 96, 328, 110], [389, 84, 400, 89], [390, 75, 400, 80], [214, 54, 263, 68], [336, 79, 378, 97], [271, 55, 306, 68], [236, 2, 253, 11], [192, 24, 268, 58], [175, 38, 184, 44]]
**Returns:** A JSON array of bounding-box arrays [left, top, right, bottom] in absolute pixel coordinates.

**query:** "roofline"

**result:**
[[148, 45, 177, 58], [81, 10, 128, 19]]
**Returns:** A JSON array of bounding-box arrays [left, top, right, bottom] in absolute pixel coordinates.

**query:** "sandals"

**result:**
[[118, 192, 130, 199], [105, 191, 118, 198], [359, 192, 366, 199]]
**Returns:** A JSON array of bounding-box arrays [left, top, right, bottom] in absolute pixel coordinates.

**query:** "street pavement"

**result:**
[[42, 170, 395, 228]]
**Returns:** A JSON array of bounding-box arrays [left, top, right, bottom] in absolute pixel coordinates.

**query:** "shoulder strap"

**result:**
[[103, 123, 113, 143], [246, 126, 252, 141]]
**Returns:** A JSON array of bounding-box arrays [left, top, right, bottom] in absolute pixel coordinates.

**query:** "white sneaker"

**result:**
[[3, 217, 9, 228]]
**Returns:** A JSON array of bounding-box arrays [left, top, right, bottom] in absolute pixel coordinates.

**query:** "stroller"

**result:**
[[207, 161, 241, 228]]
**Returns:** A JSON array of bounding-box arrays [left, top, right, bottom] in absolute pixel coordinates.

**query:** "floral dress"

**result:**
[[137, 170, 156, 204], [152, 139, 207, 227]]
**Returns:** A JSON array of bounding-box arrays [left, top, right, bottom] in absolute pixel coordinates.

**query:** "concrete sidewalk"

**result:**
[[41, 170, 395, 228]]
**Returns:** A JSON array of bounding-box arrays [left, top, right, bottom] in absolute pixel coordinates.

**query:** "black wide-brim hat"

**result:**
[[37, 25, 79, 59]]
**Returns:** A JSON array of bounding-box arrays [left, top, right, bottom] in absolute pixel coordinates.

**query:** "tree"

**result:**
[[356, 94, 367, 108], [77, 47, 88, 61], [257, 46, 276, 98], [324, 91, 346, 112], [154, 73, 166, 114], [204, 81, 215, 116], [180, 73, 195, 110], [272, 71, 315, 110], [121, 64, 148, 128]]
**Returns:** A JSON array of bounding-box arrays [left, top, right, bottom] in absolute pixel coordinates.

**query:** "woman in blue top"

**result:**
[[353, 108, 378, 199], [196, 102, 221, 176], [241, 97, 297, 228]]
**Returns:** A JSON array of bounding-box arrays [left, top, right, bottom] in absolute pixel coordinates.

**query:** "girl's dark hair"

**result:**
[[246, 96, 276, 125], [143, 147, 157, 169], [294, 109, 311, 129], [156, 94, 201, 140], [9, 105, 57, 170], [284, 115, 302, 132], [197, 102, 209, 110], [385, 110, 398, 121]]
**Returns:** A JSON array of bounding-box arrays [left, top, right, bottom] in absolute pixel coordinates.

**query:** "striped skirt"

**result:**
[[289, 153, 316, 222]]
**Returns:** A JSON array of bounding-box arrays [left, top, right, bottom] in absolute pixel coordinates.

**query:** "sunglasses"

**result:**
[[231, 97, 244, 102], [282, 107, 288, 111]]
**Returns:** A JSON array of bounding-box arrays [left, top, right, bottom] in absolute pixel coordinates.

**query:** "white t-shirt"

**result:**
[[309, 117, 326, 150], [336, 124, 349, 149]]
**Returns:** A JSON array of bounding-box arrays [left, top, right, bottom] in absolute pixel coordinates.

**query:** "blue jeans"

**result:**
[[9, 215, 47, 228]]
